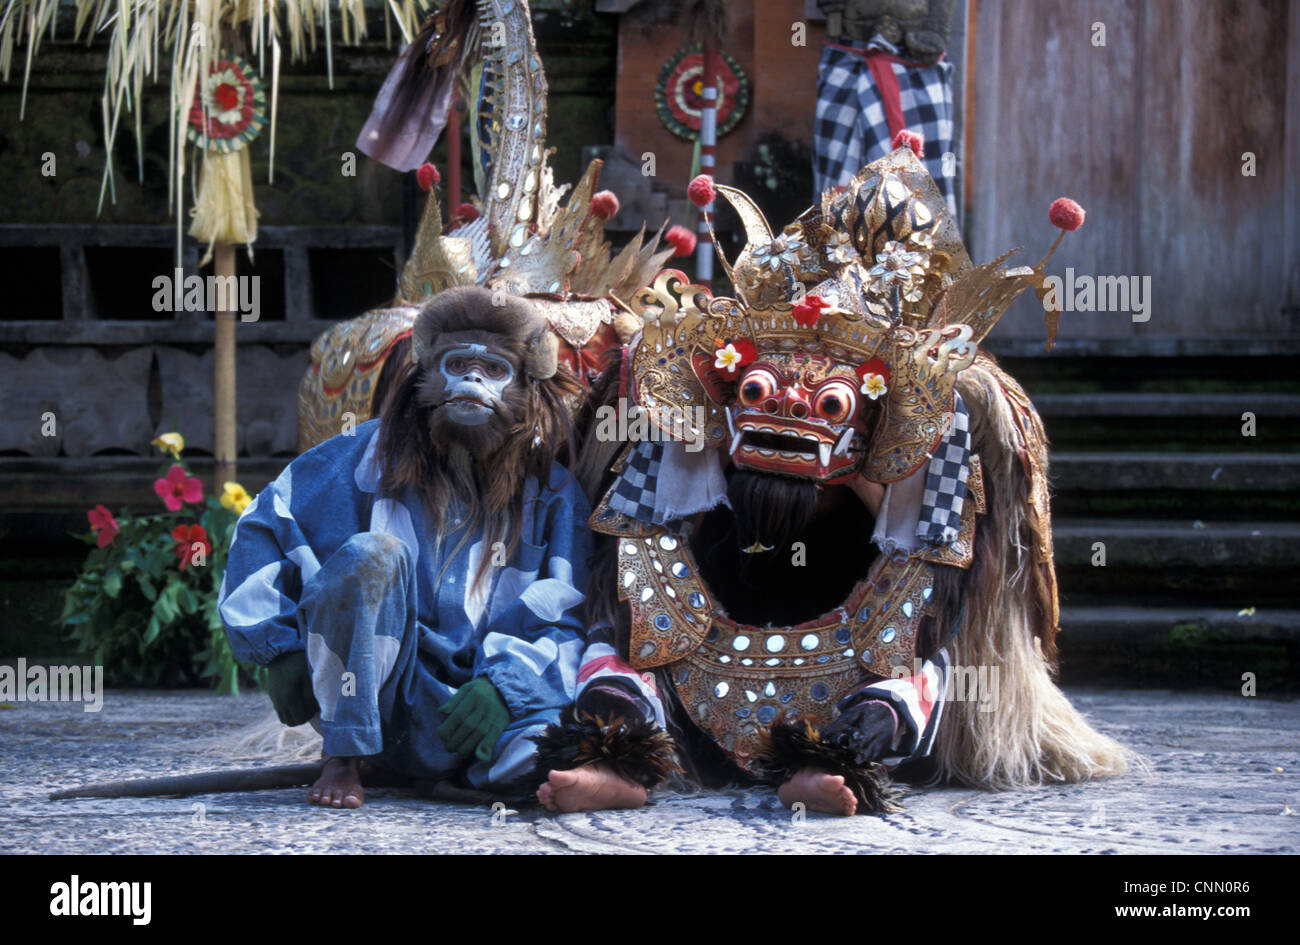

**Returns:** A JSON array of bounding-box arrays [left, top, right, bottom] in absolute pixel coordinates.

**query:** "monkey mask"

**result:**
[[411, 286, 559, 454]]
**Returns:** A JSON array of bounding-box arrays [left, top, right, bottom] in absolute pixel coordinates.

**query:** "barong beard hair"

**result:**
[[727, 470, 819, 559], [376, 287, 581, 594]]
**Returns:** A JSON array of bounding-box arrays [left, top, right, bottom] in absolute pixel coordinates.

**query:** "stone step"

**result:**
[[1058, 605, 1300, 644], [1052, 518, 1300, 607], [1031, 392, 1300, 418], [1053, 605, 1299, 688], [1026, 393, 1300, 451], [1053, 518, 1300, 568], [1048, 452, 1300, 517], [1051, 452, 1300, 492]]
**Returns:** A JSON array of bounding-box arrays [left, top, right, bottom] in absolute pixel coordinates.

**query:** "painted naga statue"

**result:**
[[537, 147, 1132, 815]]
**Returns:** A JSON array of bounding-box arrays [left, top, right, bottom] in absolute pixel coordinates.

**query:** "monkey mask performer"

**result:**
[[535, 139, 1132, 815], [217, 286, 590, 808]]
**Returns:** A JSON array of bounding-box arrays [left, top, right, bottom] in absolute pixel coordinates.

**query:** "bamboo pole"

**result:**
[[213, 242, 238, 490]]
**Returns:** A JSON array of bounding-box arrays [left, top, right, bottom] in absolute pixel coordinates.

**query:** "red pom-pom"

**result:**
[[791, 294, 830, 327], [590, 190, 620, 220], [892, 129, 925, 158], [666, 224, 697, 257], [1048, 197, 1086, 231], [416, 163, 440, 192], [687, 174, 715, 208], [447, 202, 480, 232]]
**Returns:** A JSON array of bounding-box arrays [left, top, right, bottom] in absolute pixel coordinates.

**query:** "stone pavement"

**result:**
[[1, 689, 1296, 854]]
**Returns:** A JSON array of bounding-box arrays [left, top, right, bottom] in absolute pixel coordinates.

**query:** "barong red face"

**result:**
[[729, 352, 880, 485]]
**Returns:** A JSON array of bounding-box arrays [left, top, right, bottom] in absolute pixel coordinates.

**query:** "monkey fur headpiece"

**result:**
[[412, 285, 559, 384]]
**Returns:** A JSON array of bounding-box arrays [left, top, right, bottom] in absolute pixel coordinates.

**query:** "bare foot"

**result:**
[[536, 764, 647, 813], [778, 768, 857, 816], [307, 756, 364, 809]]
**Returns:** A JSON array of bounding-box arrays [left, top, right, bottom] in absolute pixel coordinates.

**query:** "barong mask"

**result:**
[[729, 352, 880, 485], [626, 145, 1077, 486]]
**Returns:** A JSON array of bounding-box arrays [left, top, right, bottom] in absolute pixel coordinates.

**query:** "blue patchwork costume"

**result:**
[[218, 419, 591, 793]]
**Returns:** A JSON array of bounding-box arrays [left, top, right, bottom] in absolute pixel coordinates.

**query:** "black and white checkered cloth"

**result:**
[[813, 37, 956, 217], [917, 392, 971, 544], [607, 439, 664, 524]]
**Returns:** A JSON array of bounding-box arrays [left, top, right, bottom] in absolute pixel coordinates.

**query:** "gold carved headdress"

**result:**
[[627, 144, 1074, 482]]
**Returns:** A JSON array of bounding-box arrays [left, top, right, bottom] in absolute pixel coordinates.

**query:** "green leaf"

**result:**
[[144, 614, 161, 645]]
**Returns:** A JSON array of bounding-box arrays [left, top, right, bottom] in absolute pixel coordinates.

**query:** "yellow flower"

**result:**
[[152, 432, 185, 460], [220, 481, 252, 515]]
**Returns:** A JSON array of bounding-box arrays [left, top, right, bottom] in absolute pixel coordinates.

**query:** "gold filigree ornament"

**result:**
[[675, 143, 1086, 482], [590, 483, 986, 772]]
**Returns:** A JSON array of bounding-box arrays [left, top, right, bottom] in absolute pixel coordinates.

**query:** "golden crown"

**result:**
[[626, 143, 1079, 482]]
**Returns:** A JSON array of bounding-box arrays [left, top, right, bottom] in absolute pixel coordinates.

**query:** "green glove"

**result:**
[[438, 677, 509, 762], [265, 651, 318, 727]]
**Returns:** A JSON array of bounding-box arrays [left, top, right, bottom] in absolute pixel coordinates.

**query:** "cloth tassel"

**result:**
[[189, 148, 259, 264]]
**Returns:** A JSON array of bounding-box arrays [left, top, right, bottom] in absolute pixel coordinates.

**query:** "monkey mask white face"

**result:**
[[434, 343, 516, 426]]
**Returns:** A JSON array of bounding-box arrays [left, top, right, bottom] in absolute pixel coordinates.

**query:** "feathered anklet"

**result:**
[[758, 719, 902, 813], [532, 710, 682, 790]]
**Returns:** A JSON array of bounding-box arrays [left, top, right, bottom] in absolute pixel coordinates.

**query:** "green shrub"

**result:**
[[60, 435, 266, 693]]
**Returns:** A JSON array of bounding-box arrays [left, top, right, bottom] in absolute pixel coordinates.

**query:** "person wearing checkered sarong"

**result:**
[[813, 0, 958, 216]]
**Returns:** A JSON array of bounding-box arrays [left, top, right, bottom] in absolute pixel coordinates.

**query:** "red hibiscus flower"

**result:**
[[171, 524, 212, 571], [87, 505, 119, 548], [792, 294, 830, 327], [713, 337, 757, 375], [214, 82, 240, 112], [856, 358, 891, 385], [154, 464, 203, 511]]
